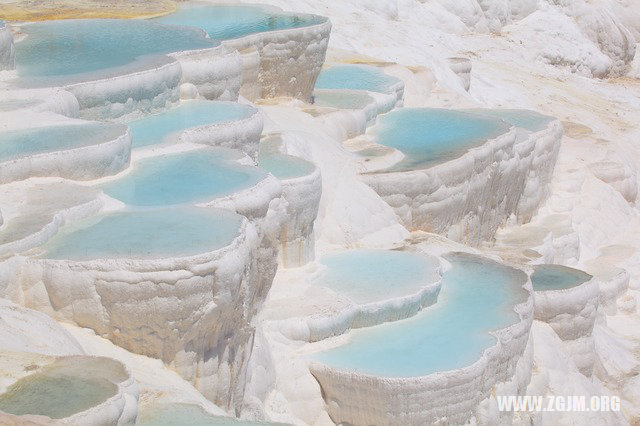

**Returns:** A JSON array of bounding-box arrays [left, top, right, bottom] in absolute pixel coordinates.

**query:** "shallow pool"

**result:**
[[312, 90, 375, 110], [102, 148, 267, 206], [313, 253, 528, 377], [154, 4, 325, 40], [14, 19, 216, 85], [0, 359, 118, 419], [371, 108, 510, 171], [311, 250, 439, 304], [41, 207, 243, 261], [531, 264, 592, 291], [315, 65, 401, 94], [128, 100, 256, 149], [464, 109, 554, 132], [0, 123, 127, 162], [139, 403, 285, 426]]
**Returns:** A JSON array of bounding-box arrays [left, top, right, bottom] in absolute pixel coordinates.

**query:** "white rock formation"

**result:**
[[361, 118, 563, 245], [222, 18, 331, 101], [309, 254, 533, 425], [533, 270, 599, 376], [0, 21, 14, 71]]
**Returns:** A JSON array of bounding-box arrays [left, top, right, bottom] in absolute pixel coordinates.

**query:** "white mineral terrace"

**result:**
[[0, 0, 639, 425]]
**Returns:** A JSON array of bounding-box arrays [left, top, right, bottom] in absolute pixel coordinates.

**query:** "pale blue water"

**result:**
[[42, 207, 242, 260], [102, 149, 267, 206], [371, 108, 510, 171], [139, 404, 286, 426], [315, 65, 401, 94], [312, 90, 374, 110], [258, 153, 314, 179], [0, 368, 116, 419], [15, 19, 217, 85], [0, 123, 126, 162], [313, 253, 528, 377], [465, 109, 554, 132], [312, 250, 440, 304], [128, 100, 257, 148], [154, 4, 325, 40], [531, 264, 592, 291]]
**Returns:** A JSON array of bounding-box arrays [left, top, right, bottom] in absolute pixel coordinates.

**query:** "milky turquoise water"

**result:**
[[258, 153, 314, 179], [371, 108, 510, 171], [313, 253, 528, 377], [139, 404, 286, 426], [0, 123, 126, 162], [128, 100, 256, 148], [315, 65, 400, 94], [0, 367, 116, 419], [312, 90, 375, 110], [154, 4, 325, 40], [42, 207, 242, 260], [464, 109, 554, 132], [102, 149, 267, 206], [312, 249, 440, 304], [14, 19, 217, 85], [531, 264, 592, 291]]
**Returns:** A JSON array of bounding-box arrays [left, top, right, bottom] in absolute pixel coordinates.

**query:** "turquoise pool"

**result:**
[[312, 90, 375, 110], [14, 19, 217, 85], [371, 108, 510, 171], [531, 264, 592, 291], [102, 149, 267, 206], [128, 100, 257, 148], [313, 253, 528, 377], [311, 249, 439, 304], [464, 109, 554, 132], [0, 123, 126, 162], [41, 207, 243, 261], [315, 65, 401, 94], [154, 4, 325, 40]]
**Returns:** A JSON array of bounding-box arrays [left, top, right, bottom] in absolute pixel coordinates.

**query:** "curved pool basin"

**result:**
[[312, 253, 528, 377], [464, 109, 554, 132], [531, 264, 593, 291], [0, 357, 124, 420], [128, 100, 257, 148], [41, 207, 243, 261], [312, 90, 375, 110], [315, 64, 401, 94], [153, 4, 326, 40], [371, 108, 511, 171], [101, 148, 267, 206], [311, 249, 440, 304], [0, 122, 126, 162], [14, 19, 217, 86]]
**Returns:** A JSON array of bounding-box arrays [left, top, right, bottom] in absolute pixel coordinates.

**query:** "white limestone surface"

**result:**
[[0, 122, 131, 185], [0, 182, 104, 258], [313, 89, 400, 141], [446, 57, 471, 91], [266, 253, 442, 342], [361, 119, 562, 245], [533, 272, 599, 376], [222, 18, 331, 101], [308, 258, 533, 425], [168, 44, 242, 101], [259, 134, 322, 267], [177, 105, 264, 159], [0, 22, 15, 71], [0, 213, 277, 413], [63, 60, 183, 121]]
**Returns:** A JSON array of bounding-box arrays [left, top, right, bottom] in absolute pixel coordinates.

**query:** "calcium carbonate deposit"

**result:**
[[0, 0, 639, 425]]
